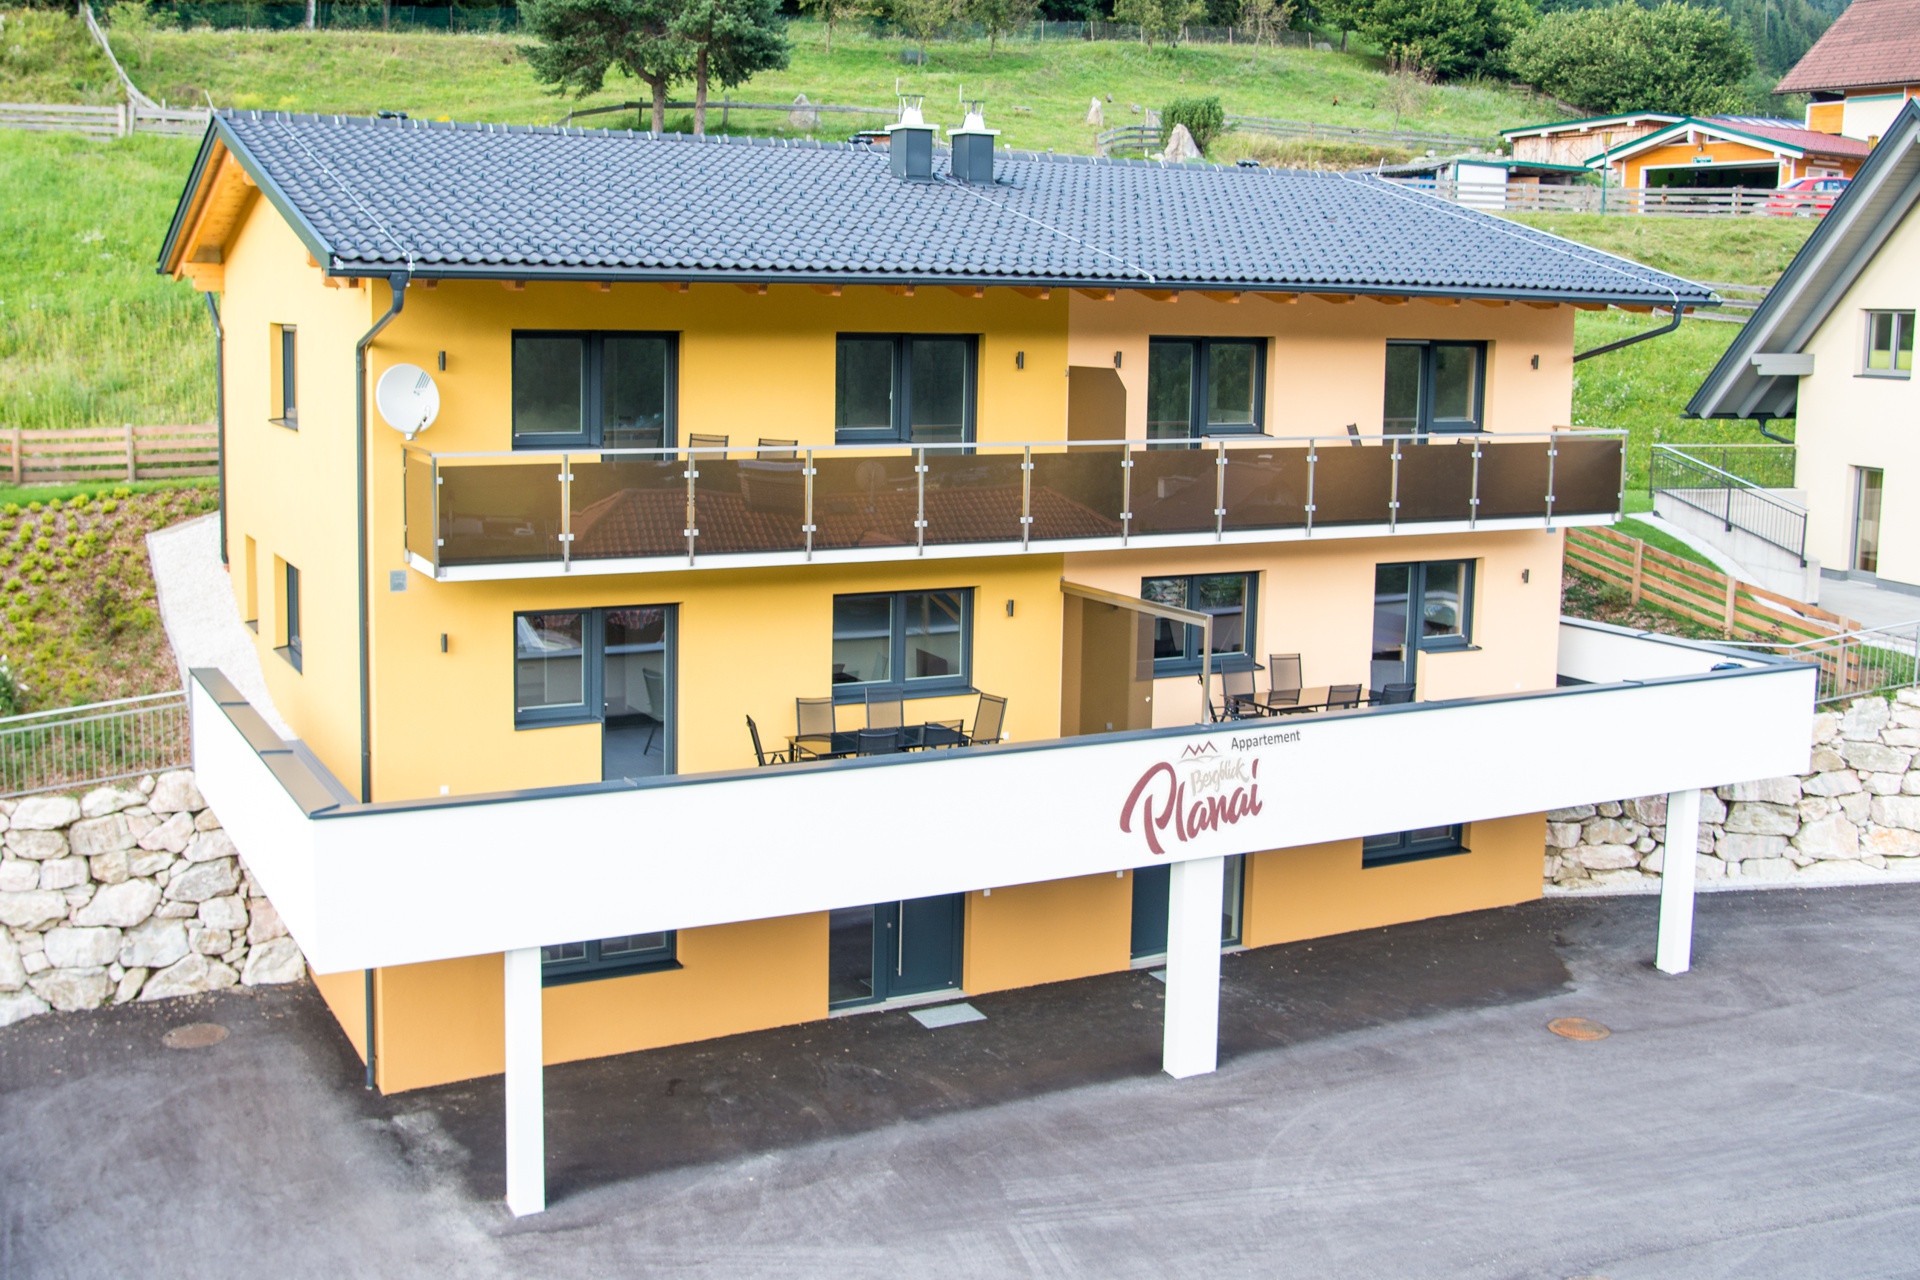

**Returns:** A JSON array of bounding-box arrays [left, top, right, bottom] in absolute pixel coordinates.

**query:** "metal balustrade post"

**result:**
[[431, 456, 442, 576], [559, 455, 573, 572], [915, 448, 928, 554], [1304, 441, 1317, 536], [1470, 441, 1482, 530], [1021, 446, 1034, 551], [1544, 431, 1558, 527], [1214, 441, 1227, 540], [684, 448, 699, 567], [804, 449, 816, 561], [1120, 449, 1134, 545], [1388, 438, 1401, 534]]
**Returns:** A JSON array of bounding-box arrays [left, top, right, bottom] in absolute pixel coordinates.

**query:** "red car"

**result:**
[[1767, 176, 1850, 216]]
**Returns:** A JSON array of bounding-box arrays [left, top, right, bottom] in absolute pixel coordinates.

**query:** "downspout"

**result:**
[[204, 293, 227, 565], [1752, 415, 1793, 444], [1573, 304, 1684, 362], [355, 274, 408, 1096], [355, 272, 409, 805]]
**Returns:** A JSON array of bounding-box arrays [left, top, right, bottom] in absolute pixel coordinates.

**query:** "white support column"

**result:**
[[503, 946, 546, 1216], [1163, 855, 1225, 1079], [1657, 788, 1701, 975]]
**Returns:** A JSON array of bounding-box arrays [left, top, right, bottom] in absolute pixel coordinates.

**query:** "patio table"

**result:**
[[788, 722, 967, 759], [1231, 685, 1370, 717]]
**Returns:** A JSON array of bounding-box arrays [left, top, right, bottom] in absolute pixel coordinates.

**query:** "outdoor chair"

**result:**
[[1345, 423, 1362, 447], [1213, 665, 1257, 720], [856, 727, 902, 756], [1327, 683, 1364, 710], [961, 693, 1008, 746], [865, 687, 904, 730], [686, 433, 730, 451], [1373, 682, 1416, 706], [757, 438, 798, 459], [745, 715, 789, 766], [1268, 653, 1303, 698]]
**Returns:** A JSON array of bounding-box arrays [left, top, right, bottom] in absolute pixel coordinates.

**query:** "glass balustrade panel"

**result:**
[[436, 457, 565, 566], [567, 452, 693, 562], [1027, 446, 1126, 543], [1474, 439, 1554, 521], [403, 449, 438, 566], [811, 452, 920, 550], [1220, 441, 1308, 532], [692, 450, 808, 556], [1391, 436, 1477, 523], [1129, 445, 1219, 536], [920, 447, 1026, 547], [1308, 442, 1395, 526], [1550, 436, 1625, 516]]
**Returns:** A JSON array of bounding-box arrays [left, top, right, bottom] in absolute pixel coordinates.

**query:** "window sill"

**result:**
[[513, 712, 599, 731], [1857, 371, 1912, 380], [1418, 642, 1481, 655], [831, 682, 976, 705], [541, 958, 682, 988], [274, 644, 302, 673], [268, 417, 298, 431], [1363, 843, 1470, 869]]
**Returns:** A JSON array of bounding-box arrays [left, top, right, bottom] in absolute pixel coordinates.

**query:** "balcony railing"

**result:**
[[402, 431, 1625, 578]]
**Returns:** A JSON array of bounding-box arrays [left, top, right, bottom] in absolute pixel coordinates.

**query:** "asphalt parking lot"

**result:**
[[5, 886, 1920, 1279]]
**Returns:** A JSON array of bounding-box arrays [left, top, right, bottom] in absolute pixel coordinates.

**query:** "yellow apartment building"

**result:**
[[161, 107, 1814, 1214]]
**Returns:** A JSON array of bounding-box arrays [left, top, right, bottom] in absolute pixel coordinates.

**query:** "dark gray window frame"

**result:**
[[1147, 336, 1268, 442], [833, 333, 978, 445], [1362, 824, 1468, 868], [271, 324, 297, 429], [830, 588, 975, 704], [277, 562, 302, 672], [1385, 340, 1488, 434], [541, 932, 680, 986], [510, 330, 679, 449], [512, 605, 678, 774], [1142, 572, 1258, 677], [1381, 559, 1476, 677], [1862, 310, 1915, 379]]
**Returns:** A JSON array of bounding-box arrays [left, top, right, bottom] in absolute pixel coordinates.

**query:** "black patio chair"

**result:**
[[1327, 683, 1364, 710], [865, 686, 904, 730], [856, 727, 902, 756], [757, 437, 798, 459], [793, 696, 837, 760], [1372, 682, 1416, 706], [687, 433, 729, 451], [1268, 653, 1303, 698], [1213, 665, 1258, 720], [746, 715, 789, 766], [961, 693, 1008, 746]]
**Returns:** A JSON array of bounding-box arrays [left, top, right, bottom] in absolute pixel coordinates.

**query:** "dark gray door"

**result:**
[[828, 895, 964, 1006], [602, 606, 672, 781], [1130, 857, 1245, 959]]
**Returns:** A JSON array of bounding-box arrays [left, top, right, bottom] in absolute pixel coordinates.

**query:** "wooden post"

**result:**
[[9, 427, 20, 486], [1722, 573, 1738, 637], [1630, 539, 1646, 606], [118, 101, 131, 138], [124, 424, 136, 482]]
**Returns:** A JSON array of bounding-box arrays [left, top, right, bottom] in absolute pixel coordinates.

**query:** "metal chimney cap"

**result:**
[[949, 100, 999, 138]]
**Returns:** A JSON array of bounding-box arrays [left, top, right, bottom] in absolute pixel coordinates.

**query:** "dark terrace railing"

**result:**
[[1651, 443, 1807, 564], [403, 431, 1623, 575]]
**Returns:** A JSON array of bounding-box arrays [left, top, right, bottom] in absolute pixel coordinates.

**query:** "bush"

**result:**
[[1508, 2, 1753, 115], [1161, 95, 1226, 156], [1321, 0, 1532, 79]]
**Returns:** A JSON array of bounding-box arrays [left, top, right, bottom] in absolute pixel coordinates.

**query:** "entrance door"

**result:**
[[1854, 468, 1884, 576], [1371, 564, 1414, 691], [828, 894, 964, 1006], [1129, 856, 1245, 958], [602, 606, 674, 780]]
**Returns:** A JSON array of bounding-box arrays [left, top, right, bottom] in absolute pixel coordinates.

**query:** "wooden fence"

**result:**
[[1391, 179, 1836, 220], [0, 426, 218, 486], [1097, 115, 1497, 158], [1565, 525, 1852, 643], [0, 101, 209, 138]]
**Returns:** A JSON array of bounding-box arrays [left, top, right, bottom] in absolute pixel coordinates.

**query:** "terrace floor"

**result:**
[[6, 887, 1920, 1277]]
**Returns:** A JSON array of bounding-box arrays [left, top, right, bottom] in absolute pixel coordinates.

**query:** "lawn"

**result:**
[[68, 14, 1558, 153], [1503, 214, 1814, 289]]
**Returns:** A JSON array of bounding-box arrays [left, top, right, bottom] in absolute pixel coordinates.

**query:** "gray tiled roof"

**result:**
[[197, 110, 1714, 305]]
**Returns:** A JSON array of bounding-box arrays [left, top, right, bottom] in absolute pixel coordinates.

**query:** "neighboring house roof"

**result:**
[[157, 110, 1715, 308], [1688, 100, 1920, 421], [1775, 0, 1920, 95], [1500, 112, 1683, 140], [1373, 154, 1592, 177], [1585, 116, 1874, 167]]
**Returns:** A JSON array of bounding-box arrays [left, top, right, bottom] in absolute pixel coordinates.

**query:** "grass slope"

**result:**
[[1503, 214, 1815, 288], [109, 19, 1551, 151], [0, 129, 213, 433]]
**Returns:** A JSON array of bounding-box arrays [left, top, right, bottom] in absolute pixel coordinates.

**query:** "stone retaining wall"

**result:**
[[1548, 690, 1920, 890], [0, 770, 299, 1025]]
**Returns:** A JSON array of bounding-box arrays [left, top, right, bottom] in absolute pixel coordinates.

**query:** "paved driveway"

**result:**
[[5, 887, 1920, 1278]]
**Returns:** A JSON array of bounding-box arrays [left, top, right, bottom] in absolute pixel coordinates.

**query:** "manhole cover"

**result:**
[[162, 1023, 229, 1050], [1547, 1017, 1611, 1042]]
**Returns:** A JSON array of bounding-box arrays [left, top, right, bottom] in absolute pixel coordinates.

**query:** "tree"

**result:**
[[672, 0, 791, 134], [1238, 0, 1295, 46], [1338, 0, 1533, 79], [797, 0, 869, 53], [886, 0, 960, 62], [966, 0, 1038, 53], [1112, 0, 1204, 51], [520, 0, 690, 134], [1509, 2, 1754, 115]]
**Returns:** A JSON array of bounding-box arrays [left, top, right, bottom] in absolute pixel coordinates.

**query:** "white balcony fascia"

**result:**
[[191, 649, 1814, 976], [410, 511, 1617, 582]]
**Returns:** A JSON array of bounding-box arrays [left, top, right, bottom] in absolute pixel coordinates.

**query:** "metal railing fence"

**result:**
[[1722, 621, 1920, 706], [404, 429, 1626, 576], [0, 691, 189, 800], [1650, 444, 1807, 564]]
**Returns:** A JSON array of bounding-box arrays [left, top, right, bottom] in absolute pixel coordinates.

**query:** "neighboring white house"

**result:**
[[1689, 100, 1920, 595]]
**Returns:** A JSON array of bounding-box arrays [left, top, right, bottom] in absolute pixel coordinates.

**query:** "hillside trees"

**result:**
[[970, 0, 1041, 52], [1509, 2, 1754, 115], [797, 0, 869, 52], [887, 0, 962, 60], [1325, 0, 1534, 78], [1113, 0, 1206, 50], [672, 0, 791, 132]]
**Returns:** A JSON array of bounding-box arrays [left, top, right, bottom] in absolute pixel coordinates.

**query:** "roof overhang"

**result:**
[[1587, 119, 1808, 168], [157, 115, 337, 285], [1501, 113, 1682, 141], [1688, 100, 1920, 421]]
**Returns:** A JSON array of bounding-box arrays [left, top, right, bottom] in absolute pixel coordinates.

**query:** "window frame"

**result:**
[[278, 562, 302, 672], [271, 324, 297, 429], [833, 333, 978, 446], [510, 330, 680, 450], [1362, 824, 1469, 868], [1863, 310, 1915, 379], [1141, 572, 1258, 677], [511, 605, 678, 769], [1146, 337, 1269, 442], [830, 588, 975, 704], [1384, 340, 1488, 434], [1376, 560, 1476, 686], [540, 932, 680, 986]]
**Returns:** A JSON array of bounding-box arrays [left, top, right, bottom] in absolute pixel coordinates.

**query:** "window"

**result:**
[[1141, 573, 1254, 674], [1371, 560, 1473, 690], [1147, 338, 1266, 441], [835, 334, 976, 444], [541, 931, 678, 985], [1363, 824, 1468, 867], [831, 589, 971, 699], [1865, 311, 1914, 377], [511, 331, 677, 448], [514, 611, 587, 721], [512, 605, 675, 779], [278, 562, 302, 672], [1383, 341, 1485, 433], [271, 325, 297, 428], [242, 535, 258, 632]]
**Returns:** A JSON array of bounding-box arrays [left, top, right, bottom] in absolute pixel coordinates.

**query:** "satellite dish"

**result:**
[[374, 363, 440, 440]]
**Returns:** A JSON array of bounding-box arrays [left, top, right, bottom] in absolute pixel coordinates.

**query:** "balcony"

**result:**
[[402, 431, 1625, 581]]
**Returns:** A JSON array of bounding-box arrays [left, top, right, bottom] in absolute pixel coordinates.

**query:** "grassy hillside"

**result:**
[[52, 15, 1559, 152], [1504, 214, 1814, 288]]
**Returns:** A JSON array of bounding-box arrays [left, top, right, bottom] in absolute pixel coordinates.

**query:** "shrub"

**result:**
[[1160, 96, 1226, 156], [0, 657, 26, 718], [100, 499, 118, 514], [1508, 2, 1752, 115]]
